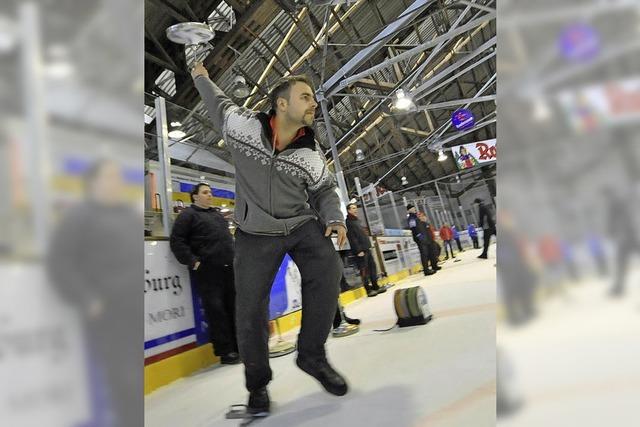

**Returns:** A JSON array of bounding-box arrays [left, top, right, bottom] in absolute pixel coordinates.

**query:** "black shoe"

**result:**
[[344, 315, 361, 325], [478, 254, 488, 259], [434, 266, 442, 271], [247, 387, 270, 416], [220, 352, 241, 365], [296, 358, 348, 396], [367, 289, 378, 297], [424, 269, 436, 276], [374, 286, 387, 294]]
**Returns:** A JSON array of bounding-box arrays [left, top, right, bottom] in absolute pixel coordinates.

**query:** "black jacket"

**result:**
[[478, 202, 496, 230], [346, 213, 371, 255], [170, 205, 234, 268], [407, 213, 432, 244]]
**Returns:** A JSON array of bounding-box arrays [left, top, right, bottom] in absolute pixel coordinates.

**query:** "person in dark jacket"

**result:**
[[170, 183, 239, 364], [407, 205, 439, 275], [345, 203, 386, 297], [475, 198, 496, 259]]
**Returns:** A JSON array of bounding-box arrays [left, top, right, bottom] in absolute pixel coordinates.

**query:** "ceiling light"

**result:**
[[231, 75, 251, 99], [168, 129, 186, 140], [533, 97, 551, 122], [401, 176, 409, 186], [221, 208, 230, 213], [438, 150, 448, 162], [45, 61, 75, 80], [355, 148, 365, 161], [0, 16, 16, 54], [170, 121, 182, 127], [199, 176, 206, 180], [394, 89, 414, 111]]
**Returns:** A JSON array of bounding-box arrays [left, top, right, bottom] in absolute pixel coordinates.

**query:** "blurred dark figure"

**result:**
[[451, 225, 464, 252], [538, 234, 565, 294], [47, 159, 142, 426], [498, 214, 538, 326], [475, 198, 496, 259], [346, 203, 386, 296], [560, 239, 580, 282], [170, 183, 239, 364], [586, 233, 608, 277], [607, 193, 640, 297]]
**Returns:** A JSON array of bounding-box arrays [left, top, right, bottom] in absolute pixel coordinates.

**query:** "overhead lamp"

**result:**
[[0, 15, 16, 54], [394, 89, 414, 111], [45, 61, 75, 80], [533, 97, 551, 122], [438, 150, 448, 162], [170, 121, 182, 127], [401, 176, 409, 186], [168, 129, 186, 140], [221, 208, 230, 213], [199, 176, 206, 180], [355, 148, 365, 161], [231, 75, 251, 99]]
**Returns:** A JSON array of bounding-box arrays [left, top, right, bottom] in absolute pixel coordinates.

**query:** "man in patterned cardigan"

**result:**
[[191, 63, 348, 416]]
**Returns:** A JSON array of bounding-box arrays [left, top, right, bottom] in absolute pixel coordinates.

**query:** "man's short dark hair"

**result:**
[[190, 183, 210, 203], [347, 203, 358, 210], [269, 75, 315, 111]]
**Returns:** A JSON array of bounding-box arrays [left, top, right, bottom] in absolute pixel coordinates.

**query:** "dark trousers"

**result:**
[[611, 242, 639, 295], [234, 220, 341, 392], [417, 240, 439, 272], [471, 236, 479, 249], [192, 263, 238, 356], [455, 238, 463, 252], [481, 227, 496, 257], [355, 249, 379, 290], [443, 240, 455, 258]]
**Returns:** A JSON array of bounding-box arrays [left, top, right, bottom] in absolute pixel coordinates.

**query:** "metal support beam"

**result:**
[[411, 94, 495, 111], [20, 2, 50, 257], [319, 92, 349, 205], [336, 11, 494, 91], [410, 35, 496, 98], [155, 96, 174, 237], [322, 0, 436, 97]]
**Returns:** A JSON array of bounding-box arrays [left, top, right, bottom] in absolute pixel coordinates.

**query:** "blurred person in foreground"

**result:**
[[170, 183, 239, 364], [475, 198, 496, 259], [498, 212, 538, 326], [345, 203, 386, 296], [407, 205, 440, 275], [46, 159, 141, 426], [192, 62, 348, 416]]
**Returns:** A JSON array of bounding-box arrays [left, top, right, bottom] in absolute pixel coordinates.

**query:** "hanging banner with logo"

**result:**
[[451, 139, 497, 170], [557, 76, 640, 133], [451, 108, 475, 131], [558, 23, 600, 63]]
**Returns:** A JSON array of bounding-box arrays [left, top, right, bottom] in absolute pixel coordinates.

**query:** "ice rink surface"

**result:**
[[145, 245, 496, 427]]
